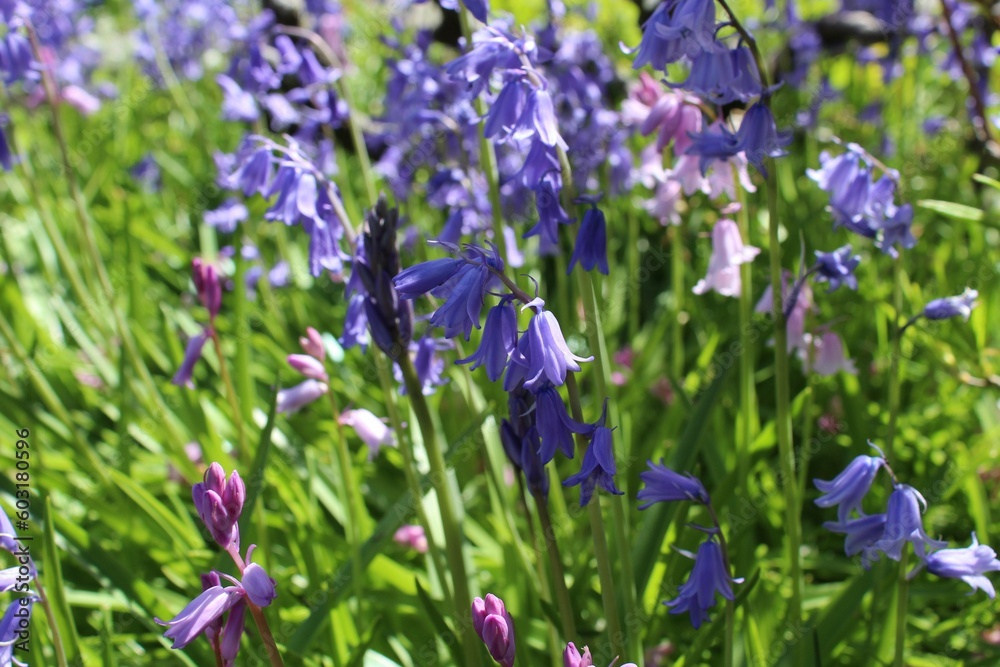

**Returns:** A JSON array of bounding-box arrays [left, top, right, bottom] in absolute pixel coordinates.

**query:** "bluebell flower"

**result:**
[[628, 3, 687, 71], [277, 379, 328, 414], [485, 78, 527, 143], [666, 538, 741, 629], [516, 141, 561, 187], [204, 199, 248, 233], [879, 203, 916, 256], [341, 294, 369, 350], [814, 245, 861, 291], [534, 384, 588, 463], [192, 463, 246, 549], [525, 174, 573, 249], [628, 0, 716, 70], [172, 331, 209, 389], [637, 460, 709, 508], [513, 87, 567, 150], [917, 533, 1000, 598], [457, 300, 517, 381], [923, 288, 977, 321], [814, 454, 884, 524], [394, 257, 467, 300], [685, 121, 742, 174], [398, 336, 451, 395], [428, 263, 496, 340], [444, 37, 520, 96], [156, 585, 245, 649], [519, 427, 549, 499], [692, 218, 759, 297], [672, 46, 761, 106], [463, 0, 490, 23], [563, 402, 622, 506], [568, 198, 609, 275], [0, 124, 11, 171], [736, 103, 791, 175], [823, 513, 886, 569], [231, 147, 273, 197], [0, 597, 32, 666], [217, 74, 258, 123], [507, 301, 592, 391], [875, 484, 948, 560]]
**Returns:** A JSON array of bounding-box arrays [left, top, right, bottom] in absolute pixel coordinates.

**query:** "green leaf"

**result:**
[[972, 173, 1000, 191], [916, 199, 985, 223]]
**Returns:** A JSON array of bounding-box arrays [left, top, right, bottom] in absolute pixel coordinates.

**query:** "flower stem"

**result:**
[[374, 361, 454, 611], [248, 602, 287, 667], [566, 373, 625, 661], [33, 577, 68, 667], [670, 225, 686, 380], [210, 330, 249, 456], [886, 257, 904, 465], [536, 499, 578, 640], [734, 171, 756, 495], [764, 160, 803, 635], [893, 551, 909, 667], [325, 384, 365, 611], [397, 354, 479, 667]]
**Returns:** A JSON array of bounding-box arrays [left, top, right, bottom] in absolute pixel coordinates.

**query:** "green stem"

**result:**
[[33, 577, 69, 667], [734, 174, 755, 495], [893, 552, 909, 667], [566, 373, 624, 661], [765, 162, 803, 633], [396, 355, 479, 667], [536, 500, 578, 640], [232, 245, 255, 426], [374, 362, 453, 610], [886, 257, 903, 465], [210, 330, 249, 455], [325, 384, 365, 611], [671, 225, 685, 380]]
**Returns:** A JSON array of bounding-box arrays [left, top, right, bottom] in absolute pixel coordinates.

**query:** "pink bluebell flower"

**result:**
[[393, 525, 428, 553], [692, 219, 759, 297], [277, 379, 328, 414], [339, 409, 396, 460]]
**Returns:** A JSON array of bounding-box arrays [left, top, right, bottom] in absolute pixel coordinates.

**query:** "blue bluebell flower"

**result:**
[[814, 245, 861, 291], [513, 87, 567, 150], [534, 384, 588, 463], [456, 300, 517, 381], [685, 122, 742, 174], [875, 484, 948, 560], [507, 301, 592, 391], [563, 402, 622, 506], [204, 199, 248, 233], [923, 288, 978, 321], [485, 78, 527, 143], [918, 533, 1000, 598], [398, 336, 451, 395], [666, 538, 741, 629], [172, 331, 209, 389], [568, 198, 609, 275], [671, 46, 762, 105], [637, 460, 709, 508], [823, 513, 886, 569], [0, 597, 32, 665], [394, 257, 467, 299], [736, 103, 791, 174], [814, 454, 884, 524], [525, 173, 574, 250]]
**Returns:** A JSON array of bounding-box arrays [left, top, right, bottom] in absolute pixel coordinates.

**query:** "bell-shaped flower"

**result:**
[[534, 384, 588, 463], [472, 594, 516, 667], [735, 103, 791, 175], [299, 326, 325, 360], [692, 219, 759, 297], [563, 402, 622, 506], [457, 301, 517, 382], [339, 408, 396, 461], [156, 585, 245, 649], [813, 245, 860, 291], [666, 538, 742, 629], [287, 354, 328, 381], [172, 331, 209, 389], [923, 288, 977, 321], [568, 199, 609, 275], [638, 460, 709, 508], [918, 533, 1000, 598], [803, 331, 857, 376], [241, 562, 277, 607], [508, 302, 592, 391], [875, 484, 948, 560], [277, 379, 328, 414], [823, 513, 886, 569], [813, 454, 884, 523], [0, 597, 32, 666]]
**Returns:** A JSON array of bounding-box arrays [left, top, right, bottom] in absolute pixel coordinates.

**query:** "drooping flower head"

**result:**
[[922, 288, 978, 321], [506, 299, 593, 392], [917, 533, 1000, 598], [875, 484, 948, 560], [666, 538, 742, 628], [692, 218, 759, 297], [563, 401, 623, 506], [814, 453, 884, 524], [276, 379, 328, 414], [638, 460, 709, 508], [568, 196, 609, 275], [339, 408, 396, 461], [813, 245, 861, 292]]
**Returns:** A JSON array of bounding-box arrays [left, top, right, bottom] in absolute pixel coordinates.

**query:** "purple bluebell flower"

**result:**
[[666, 538, 741, 629], [923, 288, 978, 321], [231, 147, 273, 197], [563, 642, 591, 667], [875, 484, 948, 560], [457, 300, 517, 381], [485, 78, 527, 143], [628, 0, 716, 70], [339, 408, 396, 461], [918, 534, 1000, 598], [472, 594, 516, 667], [563, 401, 622, 506], [463, 0, 489, 23], [508, 301, 592, 391], [814, 245, 860, 291], [394, 257, 467, 299], [637, 460, 709, 508], [241, 562, 277, 607], [172, 331, 209, 389], [736, 103, 791, 174], [568, 198, 608, 275], [519, 427, 550, 499], [299, 327, 325, 360], [192, 463, 245, 549], [399, 336, 451, 395], [191, 258, 222, 320], [823, 513, 886, 569], [217, 74, 258, 123], [0, 124, 11, 171], [813, 454, 884, 524], [204, 199, 248, 234], [219, 597, 246, 663], [672, 46, 762, 105], [0, 597, 32, 666], [692, 219, 759, 297], [156, 585, 245, 649], [804, 331, 857, 376], [513, 87, 567, 150], [879, 203, 916, 256], [525, 173, 574, 250], [130, 155, 161, 192], [277, 379, 328, 414], [516, 141, 561, 187], [534, 384, 588, 463], [685, 122, 742, 174]]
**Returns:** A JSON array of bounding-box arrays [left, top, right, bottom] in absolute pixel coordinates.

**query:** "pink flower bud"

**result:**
[[472, 594, 515, 667], [300, 327, 325, 360], [287, 354, 328, 381], [393, 525, 428, 553], [339, 409, 396, 460], [192, 258, 223, 319]]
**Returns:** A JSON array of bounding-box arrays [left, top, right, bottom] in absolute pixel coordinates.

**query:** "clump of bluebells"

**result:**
[[815, 443, 1000, 595], [156, 463, 280, 664]]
